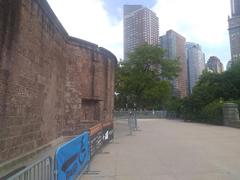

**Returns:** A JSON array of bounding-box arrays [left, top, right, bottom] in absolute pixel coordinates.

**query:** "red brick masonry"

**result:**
[[0, 0, 117, 163]]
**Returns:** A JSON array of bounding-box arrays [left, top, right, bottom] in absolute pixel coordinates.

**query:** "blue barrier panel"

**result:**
[[55, 131, 90, 180]]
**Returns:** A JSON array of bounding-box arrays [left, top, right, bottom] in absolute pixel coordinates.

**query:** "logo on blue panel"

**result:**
[[55, 132, 90, 180]]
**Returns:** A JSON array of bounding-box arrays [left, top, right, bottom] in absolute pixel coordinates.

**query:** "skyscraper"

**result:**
[[231, 0, 240, 16], [185, 43, 205, 94], [206, 56, 224, 73], [160, 30, 187, 97], [228, 0, 240, 61], [123, 5, 159, 59]]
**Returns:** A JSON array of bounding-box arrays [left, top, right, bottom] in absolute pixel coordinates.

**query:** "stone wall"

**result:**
[[223, 103, 240, 128], [0, 0, 116, 164]]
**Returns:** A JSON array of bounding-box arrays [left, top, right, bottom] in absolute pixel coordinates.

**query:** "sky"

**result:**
[[47, 0, 231, 68]]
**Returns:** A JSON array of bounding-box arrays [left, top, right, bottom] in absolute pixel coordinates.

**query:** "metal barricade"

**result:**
[[128, 111, 138, 135], [114, 110, 168, 119], [7, 156, 53, 180]]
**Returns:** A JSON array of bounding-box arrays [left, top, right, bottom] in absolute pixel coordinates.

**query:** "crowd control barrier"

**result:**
[[7, 122, 114, 180], [54, 132, 90, 180], [7, 156, 53, 180]]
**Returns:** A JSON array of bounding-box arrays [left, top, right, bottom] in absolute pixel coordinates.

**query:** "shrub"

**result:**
[[200, 100, 224, 125]]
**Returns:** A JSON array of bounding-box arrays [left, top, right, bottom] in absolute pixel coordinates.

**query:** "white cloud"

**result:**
[[47, 0, 232, 65], [47, 0, 123, 60], [154, 0, 230, 44], [153, 0, 231, 65]]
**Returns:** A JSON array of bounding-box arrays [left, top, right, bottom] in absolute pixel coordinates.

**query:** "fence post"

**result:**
[[133, 110, 138, 130], [128, 111, 133, 135]]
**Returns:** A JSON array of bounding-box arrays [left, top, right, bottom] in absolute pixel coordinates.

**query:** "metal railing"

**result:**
[[128, 111, 138, 135], [8, 156, 53, 180], [114, 110, 168, 119]]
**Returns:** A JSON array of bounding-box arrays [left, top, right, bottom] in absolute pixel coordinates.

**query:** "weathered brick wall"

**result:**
[[0, 0, 116, 163]]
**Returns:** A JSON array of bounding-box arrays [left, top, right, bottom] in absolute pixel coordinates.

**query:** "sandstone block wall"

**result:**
[[223, 103, 240, 128], [0, 0, 116, 163]]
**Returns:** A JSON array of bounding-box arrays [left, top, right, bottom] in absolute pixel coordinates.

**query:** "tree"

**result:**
[[224, 60, 240, 98], [191, 61, 240, 108], [115, 44, 180, 110], [175, 60, 240, 124]]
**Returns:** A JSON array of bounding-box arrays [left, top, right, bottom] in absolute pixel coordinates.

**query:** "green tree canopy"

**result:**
[[171, 59, 240, 124], [191, 60, 240, 109], [115, 44, 180, 110]]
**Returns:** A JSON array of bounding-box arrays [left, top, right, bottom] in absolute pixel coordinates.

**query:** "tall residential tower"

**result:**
[[228, 0, 240, 61], [186, 43, 205, 94], [123, 5, 159, 59], [160, 30, 187, 97]]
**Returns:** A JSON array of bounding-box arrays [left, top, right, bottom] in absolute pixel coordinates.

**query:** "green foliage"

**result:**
[[192, 61, 240, 103], [143, 80, 171, 109], [200, 101, 224, 125], [115, 44, 180, 110], [167, 60, 240, 125], [165, 97, 183, 117], [224, 60, 240, 98]]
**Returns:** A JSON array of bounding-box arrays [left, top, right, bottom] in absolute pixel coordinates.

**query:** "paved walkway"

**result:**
[[80, 119, 240, 180]]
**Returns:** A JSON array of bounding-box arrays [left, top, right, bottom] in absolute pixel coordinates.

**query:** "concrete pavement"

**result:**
[[79, 119, 240, 180]]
